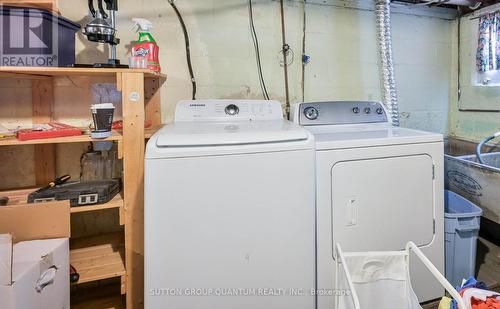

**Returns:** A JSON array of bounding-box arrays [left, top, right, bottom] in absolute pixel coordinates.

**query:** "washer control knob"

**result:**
[[304, 107, 319, 120], [352, 107, 360, 114], [364, 107, 371, 114], [376, 107, 384, 115], [225, 104, 239, 116]]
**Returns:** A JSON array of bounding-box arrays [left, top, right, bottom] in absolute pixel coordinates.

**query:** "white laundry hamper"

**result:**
[[335, 242, 466, 309]]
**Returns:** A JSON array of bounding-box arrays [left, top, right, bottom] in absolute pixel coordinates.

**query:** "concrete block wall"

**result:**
[[58, 0, 454, 133]]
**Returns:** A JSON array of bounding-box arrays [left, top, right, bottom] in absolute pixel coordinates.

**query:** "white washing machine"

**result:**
[[293, 101, 445, 308], [145, 100, 316, 309]]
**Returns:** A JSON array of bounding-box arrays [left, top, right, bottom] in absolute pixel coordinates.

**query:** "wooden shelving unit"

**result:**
[[0, 66, 165, 309]]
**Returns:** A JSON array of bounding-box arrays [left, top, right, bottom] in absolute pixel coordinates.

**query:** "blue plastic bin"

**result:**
[[444, 190, 483, 287]]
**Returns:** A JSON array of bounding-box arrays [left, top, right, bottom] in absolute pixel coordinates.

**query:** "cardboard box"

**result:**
[[0, 234, 12, 286], [0, 202, 70, 242], [0, 237, 69, 309], [0, 201, 70, 309]]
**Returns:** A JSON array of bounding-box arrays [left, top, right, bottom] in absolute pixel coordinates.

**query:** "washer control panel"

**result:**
[[175, 100, 284, 121], [297, 101, 388, 126]]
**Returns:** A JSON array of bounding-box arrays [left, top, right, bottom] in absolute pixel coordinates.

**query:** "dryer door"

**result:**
[[331, 154, 434, 253]]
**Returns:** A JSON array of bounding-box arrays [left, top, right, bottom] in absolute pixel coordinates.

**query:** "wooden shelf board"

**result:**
[[70, 192, 124, 214], [0, 126, 162, 146], [0, 66, 166, 79], [0, 130, 122, 146], [71, 277, 123, 303], [0, 188, 34, 205], [71, 233, 126, 285], [72, 295, 125, 309], [0, 188, 123, 214], [0, 1, 59, 13]]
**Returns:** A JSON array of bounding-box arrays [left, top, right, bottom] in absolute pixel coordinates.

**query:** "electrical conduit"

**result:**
[[375, 0, 400, 126]]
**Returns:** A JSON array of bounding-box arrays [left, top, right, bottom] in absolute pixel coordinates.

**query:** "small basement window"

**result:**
[[476, 12, 500, 86]]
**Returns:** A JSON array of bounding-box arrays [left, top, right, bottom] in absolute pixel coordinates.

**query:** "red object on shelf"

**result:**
[[16, 122, 82, 141]]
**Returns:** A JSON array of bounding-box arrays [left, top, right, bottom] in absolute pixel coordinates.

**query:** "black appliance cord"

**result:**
[[168, 0, 197, 100], [249, 0, 270, 100]]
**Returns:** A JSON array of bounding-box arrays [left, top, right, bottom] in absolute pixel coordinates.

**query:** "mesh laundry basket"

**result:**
[[335, 242, 466, 309]]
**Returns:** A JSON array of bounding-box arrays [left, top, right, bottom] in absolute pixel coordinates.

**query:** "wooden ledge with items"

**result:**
[[1, 173, 122, 211], [0, 66, 166, 79], [0, 121, 158, 146]]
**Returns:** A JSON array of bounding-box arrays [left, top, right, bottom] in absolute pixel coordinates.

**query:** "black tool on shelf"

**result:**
[[34, 175, 71, 193], [28, 178, 121, 207]]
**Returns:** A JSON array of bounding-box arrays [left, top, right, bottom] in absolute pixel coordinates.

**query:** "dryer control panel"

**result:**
[[175, 100, 284, 122], [295, 101, 388, 126]]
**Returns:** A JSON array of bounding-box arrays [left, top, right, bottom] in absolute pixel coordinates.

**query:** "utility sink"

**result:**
[[445, 152, 500, 225]]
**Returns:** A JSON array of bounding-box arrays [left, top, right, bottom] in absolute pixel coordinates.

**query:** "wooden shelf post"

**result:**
[[119, 72, 146, 309]]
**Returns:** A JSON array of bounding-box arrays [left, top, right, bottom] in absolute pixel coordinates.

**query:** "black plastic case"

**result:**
[[28, 179, 121, 207]]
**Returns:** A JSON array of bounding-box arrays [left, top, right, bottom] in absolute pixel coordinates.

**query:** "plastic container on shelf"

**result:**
[[80, 149, 122, 181], [80, 151, 104, 181]]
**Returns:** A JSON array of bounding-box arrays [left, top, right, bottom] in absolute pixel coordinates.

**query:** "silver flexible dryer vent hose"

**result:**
[[375, 0, 400, 126]]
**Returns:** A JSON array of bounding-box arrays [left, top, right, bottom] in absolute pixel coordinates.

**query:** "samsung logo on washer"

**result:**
[[189, 104, 206, 107]]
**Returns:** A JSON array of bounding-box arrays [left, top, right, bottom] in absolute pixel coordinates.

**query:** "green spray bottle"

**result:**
[[131, 18, 161, 72]]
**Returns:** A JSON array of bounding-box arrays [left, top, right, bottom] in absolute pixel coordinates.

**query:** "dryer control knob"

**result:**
[[304, 107, 319, 120], [376, 108, 384, 115], [352, 107, 360, 114], [225, 104, 239, 116], [364, 107, 371, 114]]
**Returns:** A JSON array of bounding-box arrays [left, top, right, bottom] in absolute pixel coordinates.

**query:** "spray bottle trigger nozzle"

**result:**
[[132, 18, 154, 31]]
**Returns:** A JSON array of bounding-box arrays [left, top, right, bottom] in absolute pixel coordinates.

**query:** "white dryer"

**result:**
[[145, 100, 316, 309], [294, 101, 444, 308]]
